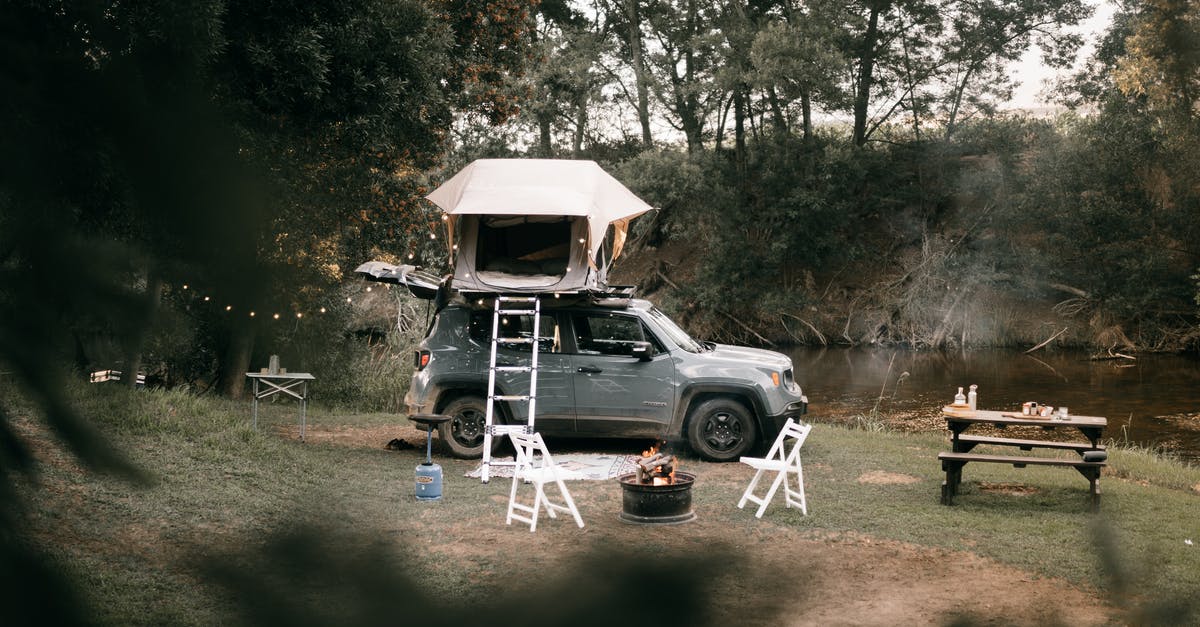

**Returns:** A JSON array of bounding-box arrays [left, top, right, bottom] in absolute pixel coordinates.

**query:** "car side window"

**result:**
[[570, 313, 663, 356], [468, 311, 561, 353]]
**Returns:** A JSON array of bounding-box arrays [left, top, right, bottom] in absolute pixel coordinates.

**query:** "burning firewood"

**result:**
[[636, 453, 671, 471]]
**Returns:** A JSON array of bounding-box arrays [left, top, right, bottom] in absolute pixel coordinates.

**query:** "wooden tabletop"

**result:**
[[942, 406, 1106, 428], [245, 372, 316, 380]]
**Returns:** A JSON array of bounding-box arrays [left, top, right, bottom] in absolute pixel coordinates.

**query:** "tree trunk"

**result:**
[[801, 89, 813, 142], [734, 87, 747, 171], [624, 0, 653, 147], [123, 273, 163, 389], [216, 318, 255, 399], [853, 2, 886, 147], [572, 93, 588, 157], [537, 114, 554, 157], [767, 86, 788, 134]]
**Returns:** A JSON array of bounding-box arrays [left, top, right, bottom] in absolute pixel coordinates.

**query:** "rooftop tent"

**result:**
[[426, 159, 653, 294]]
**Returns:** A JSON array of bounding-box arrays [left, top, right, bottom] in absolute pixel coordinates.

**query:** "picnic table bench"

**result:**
[[939, 407, 1107, 511]]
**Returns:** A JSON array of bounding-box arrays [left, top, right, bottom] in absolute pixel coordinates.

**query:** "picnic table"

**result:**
[[938, 406, 1107, 511], [246, 372, 315, 440]]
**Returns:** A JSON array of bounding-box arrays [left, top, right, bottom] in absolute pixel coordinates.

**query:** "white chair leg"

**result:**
[[555, 478, 584, 528], [793, 465, 807, 515], [756, 471, 789, 518], [738, 470, 766, 510], [506, 475, 521, 526]]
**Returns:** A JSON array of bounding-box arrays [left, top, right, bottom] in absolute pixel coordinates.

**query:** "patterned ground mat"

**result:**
[[465, 453, 642, 480]]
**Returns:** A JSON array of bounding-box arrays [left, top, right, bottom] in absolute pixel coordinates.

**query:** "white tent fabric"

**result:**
[[426, 159, 653, 263]]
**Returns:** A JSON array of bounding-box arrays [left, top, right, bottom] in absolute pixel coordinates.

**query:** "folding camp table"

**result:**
[[246, 372, 315, 440]]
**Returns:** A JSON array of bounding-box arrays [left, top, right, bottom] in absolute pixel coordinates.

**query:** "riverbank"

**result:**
[[8, 386, 1200, 625]]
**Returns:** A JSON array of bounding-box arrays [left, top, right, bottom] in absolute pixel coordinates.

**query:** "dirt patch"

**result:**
[[978, 482, 1040, 496], [415, 481, 1114, 626], [857, 470, 921, 485], [287, 424, 426, 450]]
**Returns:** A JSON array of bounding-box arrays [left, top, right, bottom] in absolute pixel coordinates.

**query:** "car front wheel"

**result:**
[[686, 398, 758, 462], [437, 396, 504, 459]]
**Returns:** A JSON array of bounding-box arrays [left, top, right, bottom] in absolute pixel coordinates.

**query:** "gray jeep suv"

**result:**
[[406, 298, 808, 462]]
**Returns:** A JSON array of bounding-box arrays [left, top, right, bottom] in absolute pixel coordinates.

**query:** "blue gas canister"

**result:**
[[415, 462, 443, 500], [409, 414, 451, 502]]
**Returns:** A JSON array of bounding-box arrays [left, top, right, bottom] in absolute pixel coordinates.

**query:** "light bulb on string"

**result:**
[[273, 313, 280, 320], [296, 312, 303, 319], [182, 284, 189, 290], [250, 311, 256, 317], [203, 296, 210, 302], [225, 305, 232, 312], [366, 286, 372, 292], [319, 307, 326, 314]]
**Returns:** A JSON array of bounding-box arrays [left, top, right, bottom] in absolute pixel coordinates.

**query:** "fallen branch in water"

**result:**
[[1025, 327, 1068, 354], [1089, 349, 1136, 361]]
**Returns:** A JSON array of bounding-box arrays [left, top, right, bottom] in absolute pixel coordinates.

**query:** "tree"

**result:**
[[1112, 0, 1200, 127], [749, 14, 849, 142]]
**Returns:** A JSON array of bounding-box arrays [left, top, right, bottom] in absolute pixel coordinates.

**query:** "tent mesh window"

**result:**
[[476, 216, 572, 277]]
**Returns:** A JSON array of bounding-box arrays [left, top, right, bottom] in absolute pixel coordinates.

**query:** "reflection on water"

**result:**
[[787, 347, 1200, 462]]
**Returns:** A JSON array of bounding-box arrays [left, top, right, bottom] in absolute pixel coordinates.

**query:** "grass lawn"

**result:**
[[8, 385, 1200, 625]]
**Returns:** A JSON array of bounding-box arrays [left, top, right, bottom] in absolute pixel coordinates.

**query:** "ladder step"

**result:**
[[494, 395, 532, 402], [496, 337, 536, 344], [487, 425, 533, 435], [497, 308, 537, 315], [498, 296, 538, 303], [494, 366, 533, 373]]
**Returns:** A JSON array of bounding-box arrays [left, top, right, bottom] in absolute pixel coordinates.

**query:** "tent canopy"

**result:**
[[426, 159, 653, 263]]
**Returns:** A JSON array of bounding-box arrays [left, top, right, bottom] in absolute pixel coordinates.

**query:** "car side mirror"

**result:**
[[631, 341, 653, 361]]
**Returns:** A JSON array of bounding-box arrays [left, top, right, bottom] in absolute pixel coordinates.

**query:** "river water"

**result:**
[[787, 347, 1200, 462]]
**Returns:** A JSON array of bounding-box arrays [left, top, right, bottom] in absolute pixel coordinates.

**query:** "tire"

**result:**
[[686, 398, 758, 462], [437, 395, 504, 459]]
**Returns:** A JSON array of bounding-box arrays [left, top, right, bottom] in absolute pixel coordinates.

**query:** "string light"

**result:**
[[429, 233, 437, 240], [169, 279, 387, 321], [407, 253, 415, 260]]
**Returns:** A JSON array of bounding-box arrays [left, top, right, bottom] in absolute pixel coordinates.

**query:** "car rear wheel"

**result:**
[[438, 395, 504, 459], [686, 398, 758, 462]]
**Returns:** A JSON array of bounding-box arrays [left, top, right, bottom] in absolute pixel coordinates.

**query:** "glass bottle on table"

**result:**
[[968, 385, 978, 411], [954, 387, 966, 406]]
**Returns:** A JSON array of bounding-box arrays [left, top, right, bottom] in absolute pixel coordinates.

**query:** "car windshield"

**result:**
[[646, 307, 707, 353]]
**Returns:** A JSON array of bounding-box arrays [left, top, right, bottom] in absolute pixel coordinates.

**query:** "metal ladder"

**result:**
[[480, 296, 541, 483]]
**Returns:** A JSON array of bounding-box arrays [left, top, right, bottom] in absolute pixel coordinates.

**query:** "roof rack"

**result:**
[[457, 285, 637, 309]]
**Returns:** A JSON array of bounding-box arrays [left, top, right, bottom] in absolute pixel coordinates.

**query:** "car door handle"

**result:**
[[577, 365, 602, 374]]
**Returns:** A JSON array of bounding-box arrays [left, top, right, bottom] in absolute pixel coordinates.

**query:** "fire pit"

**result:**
[[618, 471, 696, 524], [617, 444, 696, 524]]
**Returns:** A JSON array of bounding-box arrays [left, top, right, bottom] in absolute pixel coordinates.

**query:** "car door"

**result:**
[[566, 310, 674, 438], [469, 310, 575, 434]]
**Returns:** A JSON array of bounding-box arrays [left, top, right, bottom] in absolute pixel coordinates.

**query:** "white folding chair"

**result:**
[[505, 431, 584, 531], [738, 418, 811, 518]]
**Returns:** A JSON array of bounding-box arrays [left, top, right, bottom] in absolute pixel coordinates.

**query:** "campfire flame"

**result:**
[[637, 440, 678, 485]]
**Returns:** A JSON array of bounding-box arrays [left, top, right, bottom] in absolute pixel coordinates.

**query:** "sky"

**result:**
[[1006, 0, 1118, 109]]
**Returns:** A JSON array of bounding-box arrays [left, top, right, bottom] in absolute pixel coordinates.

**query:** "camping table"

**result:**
[[939, 407, 1107, 509], [943, 407, 1107, 450], [246, 372, 315, 440]]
